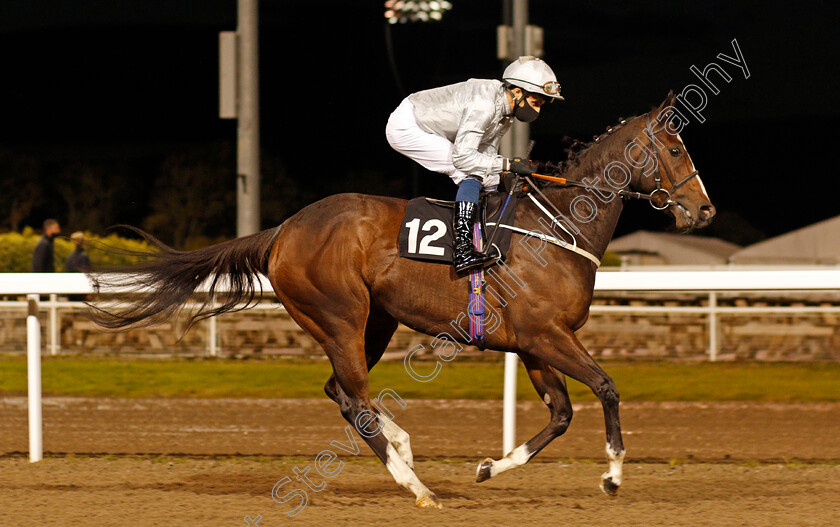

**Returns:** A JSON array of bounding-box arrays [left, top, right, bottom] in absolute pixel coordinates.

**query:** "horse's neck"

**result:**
[[522, 130, 637, 259], [531, 182, 624, 260]]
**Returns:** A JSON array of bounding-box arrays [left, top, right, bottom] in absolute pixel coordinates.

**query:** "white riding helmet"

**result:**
[[502, 56, 564, 101]]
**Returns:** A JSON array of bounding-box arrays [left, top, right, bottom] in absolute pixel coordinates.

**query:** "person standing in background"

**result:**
[[32, 218, 61, 272], [65, 232, 92, 272]]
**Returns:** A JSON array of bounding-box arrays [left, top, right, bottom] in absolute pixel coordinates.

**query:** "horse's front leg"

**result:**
[[518, 323, 626, 496], [476, 352, 573, 482]]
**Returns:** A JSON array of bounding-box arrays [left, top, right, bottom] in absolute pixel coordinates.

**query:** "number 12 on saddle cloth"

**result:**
[[398, 193, 518, 264]]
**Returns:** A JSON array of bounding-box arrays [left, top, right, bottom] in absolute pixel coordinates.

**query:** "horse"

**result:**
[[88, 91, 714, 509]]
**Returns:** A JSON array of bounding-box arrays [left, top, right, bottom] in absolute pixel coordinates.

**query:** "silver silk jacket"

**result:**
[[408, 79, 513, 180]]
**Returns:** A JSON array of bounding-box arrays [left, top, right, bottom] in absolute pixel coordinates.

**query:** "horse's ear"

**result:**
[[653, 90, 676, 116], [663, 89, 676, 108]]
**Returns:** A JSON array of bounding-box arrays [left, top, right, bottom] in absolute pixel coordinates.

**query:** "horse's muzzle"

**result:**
[[697, 203, 716, 228]]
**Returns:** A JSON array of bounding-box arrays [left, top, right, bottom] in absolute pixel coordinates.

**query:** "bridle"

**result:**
[[486, 114, 702, 266], [641, 115, 701, 210], [531, 115, 700, 210]]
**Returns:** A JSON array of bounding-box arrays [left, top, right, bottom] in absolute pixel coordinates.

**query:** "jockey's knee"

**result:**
[[455, 176, 482, 203]]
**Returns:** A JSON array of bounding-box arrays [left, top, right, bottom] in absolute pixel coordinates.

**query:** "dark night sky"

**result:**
[[1, 0, 838, 243]]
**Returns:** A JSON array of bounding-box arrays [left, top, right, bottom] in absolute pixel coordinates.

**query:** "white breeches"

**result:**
[[385, 98, 474, 186]]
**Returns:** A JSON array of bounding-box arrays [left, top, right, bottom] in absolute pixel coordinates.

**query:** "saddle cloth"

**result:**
[[398, 192, 518, 264]]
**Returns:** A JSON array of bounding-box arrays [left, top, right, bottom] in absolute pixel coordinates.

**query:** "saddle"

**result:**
[[398, 189, 519, 266]]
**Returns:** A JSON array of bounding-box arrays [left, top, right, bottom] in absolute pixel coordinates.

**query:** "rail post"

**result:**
[[209, 314, 218, 357], [708, 291, 718, 361], [502, 352, 518, 455], [26, 294, 43, 462], [49, 293, 59, 355]]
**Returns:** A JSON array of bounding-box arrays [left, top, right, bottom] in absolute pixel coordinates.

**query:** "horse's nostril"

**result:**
[[699, 205, 715, 219]]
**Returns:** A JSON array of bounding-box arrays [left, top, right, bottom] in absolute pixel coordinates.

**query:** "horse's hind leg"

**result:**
[[476, 353, 573, 482], [290, 292, 436, 507], [327, 340, 440, 508], [323, 306, 397, 402], [324, 307, 415, 469], [519, 324, 625, 496], [364, 308, 416, 469]]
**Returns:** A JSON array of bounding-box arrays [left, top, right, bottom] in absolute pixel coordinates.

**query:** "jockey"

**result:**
[[386, 56, 564, 272]]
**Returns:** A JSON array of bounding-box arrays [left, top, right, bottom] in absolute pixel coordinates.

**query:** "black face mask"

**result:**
[[513, 96, 539, 123]]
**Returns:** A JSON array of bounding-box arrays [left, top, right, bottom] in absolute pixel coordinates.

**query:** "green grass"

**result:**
[[1, 354, 839, 402]]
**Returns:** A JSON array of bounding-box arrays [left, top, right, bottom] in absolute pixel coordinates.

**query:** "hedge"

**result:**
[[0, 228, 157, 273], [1, 228, 621, 273]]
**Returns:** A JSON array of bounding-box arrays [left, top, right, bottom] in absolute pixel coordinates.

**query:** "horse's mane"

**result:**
[[535, 113, 639, 187]]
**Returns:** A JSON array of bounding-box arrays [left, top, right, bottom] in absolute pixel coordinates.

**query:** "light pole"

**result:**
[[498, 0, 543, 160], [237, 0, 261, 237], [220, 0, 261, 237], [504, 0, 531, 158]]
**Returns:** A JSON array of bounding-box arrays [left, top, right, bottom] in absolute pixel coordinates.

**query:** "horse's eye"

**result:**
[[669, 147, 681, 157]]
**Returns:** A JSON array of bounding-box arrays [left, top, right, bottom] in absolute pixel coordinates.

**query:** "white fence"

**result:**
[[5, 268, 840, 461], [7, 268, 840, 359]]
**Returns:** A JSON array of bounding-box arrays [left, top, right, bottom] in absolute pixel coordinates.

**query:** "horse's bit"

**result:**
[[640, 115, 701, 210]]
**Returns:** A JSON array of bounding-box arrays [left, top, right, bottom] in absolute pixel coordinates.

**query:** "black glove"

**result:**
[[507, 157, 535, 177], [501, 172, 528, 194]]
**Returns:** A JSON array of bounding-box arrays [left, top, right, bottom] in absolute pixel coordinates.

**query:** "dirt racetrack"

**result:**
[[2, 397, 840, 526]]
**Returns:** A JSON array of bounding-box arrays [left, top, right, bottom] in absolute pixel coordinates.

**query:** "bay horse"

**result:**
[[89, 91, 714, 508]]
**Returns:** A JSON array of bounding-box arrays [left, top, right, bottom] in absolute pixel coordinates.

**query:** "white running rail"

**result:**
[[4, 269, 840, 461]]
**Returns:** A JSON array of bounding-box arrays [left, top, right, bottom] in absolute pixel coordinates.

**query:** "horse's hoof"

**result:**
[[475, 458, 494, 483], [599, 475, 620, 496], [415, 494, 443, 509]]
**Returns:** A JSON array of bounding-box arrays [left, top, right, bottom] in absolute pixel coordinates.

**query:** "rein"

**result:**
[[529, 115, 700, 210], [493, 115, 702, 267], [528, 172, 653, 203]]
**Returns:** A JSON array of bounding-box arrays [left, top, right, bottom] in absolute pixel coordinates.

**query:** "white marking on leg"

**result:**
[[380, 415, 414, 469], [543, 393, 551, 405], [384, 444, 433, 500], [602, 442, 626, 486], [487, 444, 533, 478]]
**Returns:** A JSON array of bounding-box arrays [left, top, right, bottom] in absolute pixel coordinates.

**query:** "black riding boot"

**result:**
[[452, 201, 493, 273]]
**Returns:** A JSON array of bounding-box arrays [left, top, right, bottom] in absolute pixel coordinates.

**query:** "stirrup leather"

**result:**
[[452, 201, 492, 272]]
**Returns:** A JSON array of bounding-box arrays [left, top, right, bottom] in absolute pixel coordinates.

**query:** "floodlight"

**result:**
[[384, 0, 452, 24]]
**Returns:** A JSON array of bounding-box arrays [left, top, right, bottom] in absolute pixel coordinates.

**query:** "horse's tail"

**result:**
[[87, 224, 282, 331]]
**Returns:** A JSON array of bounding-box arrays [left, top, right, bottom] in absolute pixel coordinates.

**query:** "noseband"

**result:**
[[642, 115, 701, 210]]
